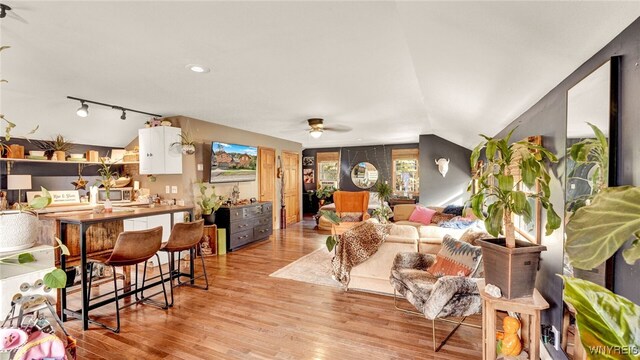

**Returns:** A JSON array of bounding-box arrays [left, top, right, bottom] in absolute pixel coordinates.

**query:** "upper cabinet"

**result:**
[[138, 126, 182, 174]]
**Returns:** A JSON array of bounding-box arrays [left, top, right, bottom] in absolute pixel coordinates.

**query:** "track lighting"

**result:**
[[67, 96, 162, 120], [76, 102, 89, 117]]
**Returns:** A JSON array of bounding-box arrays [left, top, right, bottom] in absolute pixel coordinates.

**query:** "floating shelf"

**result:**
[[0, 158, 139, 165]]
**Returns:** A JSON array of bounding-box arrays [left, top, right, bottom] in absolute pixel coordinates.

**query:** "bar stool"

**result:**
[[86, 226, 169, 333], [160, 219, 207, 306]]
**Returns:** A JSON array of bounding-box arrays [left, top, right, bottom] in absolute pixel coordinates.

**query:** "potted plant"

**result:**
[[373, 181, 393, 223], [96, 158, 117, 212], [33, 134, 74, 161], [0, 187, 52, 252], [171, 131, 196, 155], [197, 182, 224, 225], [315, 185, 336, 206], [469, 129, 561, 298], [561, 185, 640, 359]]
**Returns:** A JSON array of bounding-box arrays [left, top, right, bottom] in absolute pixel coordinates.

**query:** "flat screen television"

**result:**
[[210, 142, 258, 183]]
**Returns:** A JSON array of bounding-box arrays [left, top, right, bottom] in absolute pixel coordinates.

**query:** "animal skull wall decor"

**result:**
[[435, 158, 450, 177]]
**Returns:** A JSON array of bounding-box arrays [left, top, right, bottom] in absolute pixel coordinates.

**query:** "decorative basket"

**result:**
[[0, 211, 39, 252]]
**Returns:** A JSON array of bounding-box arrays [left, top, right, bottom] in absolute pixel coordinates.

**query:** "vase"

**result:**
[[0, 211, 39, 252], [203, 212, 216, 225], [104, 199, 113, 213], [182, 144, 196, 155], [53, 150, 66, 161]]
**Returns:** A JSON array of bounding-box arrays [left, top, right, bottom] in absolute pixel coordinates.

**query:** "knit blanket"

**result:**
[[331, 221, 392, 287]]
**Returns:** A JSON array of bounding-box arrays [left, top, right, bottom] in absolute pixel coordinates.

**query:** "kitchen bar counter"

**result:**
[[48, 204, 194, 330]]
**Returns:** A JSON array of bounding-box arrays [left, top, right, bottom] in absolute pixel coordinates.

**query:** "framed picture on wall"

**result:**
[[303, 156, 314, 166], [303, 169, 315, 183]]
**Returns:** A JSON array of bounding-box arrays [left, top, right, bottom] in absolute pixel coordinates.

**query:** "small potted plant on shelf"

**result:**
[[469, 129, 561, 299], [171, 131, 196, 155], [96, 158, 117, 212], [315, 185, 336, 206], [197, 182, 224, 225], [33, 134, 74, 161]]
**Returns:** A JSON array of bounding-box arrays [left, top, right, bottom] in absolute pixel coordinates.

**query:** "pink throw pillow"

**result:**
[[409, 206, 436, 225]]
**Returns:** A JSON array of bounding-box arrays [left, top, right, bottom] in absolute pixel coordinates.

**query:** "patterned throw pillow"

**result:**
[[340, 212, 364, 222], [427, 235, 482, 277], [430, 212, 455, 224]]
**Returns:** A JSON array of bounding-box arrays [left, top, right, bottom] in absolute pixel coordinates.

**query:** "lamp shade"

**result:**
[[7, 175, 32, 190]]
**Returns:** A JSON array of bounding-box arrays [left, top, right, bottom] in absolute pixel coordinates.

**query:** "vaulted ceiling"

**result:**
[[1, 1, 639, 149]]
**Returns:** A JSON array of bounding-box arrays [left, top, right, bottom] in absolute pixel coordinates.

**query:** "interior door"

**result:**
[[282, 151, 300, 225], [258, 147, 276, 226]]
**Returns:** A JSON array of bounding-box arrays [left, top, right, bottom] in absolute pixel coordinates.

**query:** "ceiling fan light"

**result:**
[[309, 129, 323, 139], [76, 102, 89, 117]]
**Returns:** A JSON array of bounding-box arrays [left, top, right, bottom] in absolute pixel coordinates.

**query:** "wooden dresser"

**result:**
[[215, 202, 273, 251]]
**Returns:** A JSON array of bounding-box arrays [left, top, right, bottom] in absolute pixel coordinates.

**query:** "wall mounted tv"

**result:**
[[210, 142, 258, 183]]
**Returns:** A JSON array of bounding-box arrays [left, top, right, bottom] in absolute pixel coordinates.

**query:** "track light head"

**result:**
[[120, 110, 126, 120], [76, 102, 89, 117]]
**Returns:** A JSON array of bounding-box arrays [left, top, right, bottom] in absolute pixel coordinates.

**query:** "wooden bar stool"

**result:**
[[86, 226, 169, 333], [160, 219, 207, 306]]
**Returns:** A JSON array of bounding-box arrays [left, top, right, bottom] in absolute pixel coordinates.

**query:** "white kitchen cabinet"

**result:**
[[138, 126, 182, 174]]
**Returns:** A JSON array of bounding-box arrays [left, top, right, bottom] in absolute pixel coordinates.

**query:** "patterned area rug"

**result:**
[[269, 247, 342, 288]]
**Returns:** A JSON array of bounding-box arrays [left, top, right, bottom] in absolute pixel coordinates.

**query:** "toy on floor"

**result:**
[[496, 316, 522, 356]]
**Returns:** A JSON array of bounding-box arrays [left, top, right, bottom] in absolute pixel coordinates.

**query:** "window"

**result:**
[[392, 148, 419, 196], [316, 151, 340, 189]]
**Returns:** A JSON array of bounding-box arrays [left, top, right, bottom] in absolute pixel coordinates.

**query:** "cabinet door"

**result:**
[[163, 127, 183, 174], [147, 214, 172, 242], [139, 128, 165, 174]]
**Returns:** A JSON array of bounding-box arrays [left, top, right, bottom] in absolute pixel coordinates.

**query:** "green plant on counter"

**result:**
[[197, 182, 224, 215], [320, 210, 341, 252], [96, 158, 118, 200], [316, 185, 336, 203], [566, 122, 609, 213], [560, 276, 639, 360], [374, 181, 393, 203], [469, 128, 561, 248], [0, 188, 69, 289]]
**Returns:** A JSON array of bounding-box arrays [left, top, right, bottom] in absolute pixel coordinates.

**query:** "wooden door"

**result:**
[[258, 147, 276, 226], [282, 151, 300, 225]]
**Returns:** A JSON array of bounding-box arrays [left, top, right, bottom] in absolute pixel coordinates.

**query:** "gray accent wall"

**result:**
[[418, 135, 472, 206], [494, 17, 640, 359]]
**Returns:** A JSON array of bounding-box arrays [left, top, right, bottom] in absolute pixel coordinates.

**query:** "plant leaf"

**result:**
[[497, 174, 514, 192], [319, 210, 341, 225], [560, 276, 640, 360], [43, 268, 67, 289], [54, 237, 70, 256], [470, 141, 484, 170], [511, 191, 527, 215], [565, 186, 640, 270], [622, 235, 640, 266], [18, 253, 36, 264], [326, 236, 337, 252], [29, 187, 52, 209], [545, 206, 561, 236]]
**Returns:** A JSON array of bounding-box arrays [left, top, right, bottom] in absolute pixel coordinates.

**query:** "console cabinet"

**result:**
[[215, 202, 273, 251]]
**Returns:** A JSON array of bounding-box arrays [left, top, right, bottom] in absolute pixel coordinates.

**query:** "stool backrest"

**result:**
[[163, 219, 205, 252], [106, 226, 163, 266]]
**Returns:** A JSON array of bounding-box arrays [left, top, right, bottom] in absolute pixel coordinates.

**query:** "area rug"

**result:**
[[269, 247, 342, 288]]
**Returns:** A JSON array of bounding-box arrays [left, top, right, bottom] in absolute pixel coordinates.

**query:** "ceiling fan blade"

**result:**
[[323, 125, 352, 133], [8, 12, 28, 24]]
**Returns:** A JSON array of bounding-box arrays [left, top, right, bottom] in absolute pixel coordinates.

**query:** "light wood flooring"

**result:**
[[64, 218, 483, 359]]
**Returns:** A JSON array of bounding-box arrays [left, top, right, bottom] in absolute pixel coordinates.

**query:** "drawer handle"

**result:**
[[238, 235, 248, 239]]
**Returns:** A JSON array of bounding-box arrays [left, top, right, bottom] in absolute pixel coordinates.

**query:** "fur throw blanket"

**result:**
[[331, 221, 392, 287]]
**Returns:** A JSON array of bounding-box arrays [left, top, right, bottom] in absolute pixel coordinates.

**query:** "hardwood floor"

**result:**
[[65, 219, 483, 359]]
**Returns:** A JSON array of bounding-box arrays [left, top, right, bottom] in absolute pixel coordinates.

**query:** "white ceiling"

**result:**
[[1, 1, 639, 149]]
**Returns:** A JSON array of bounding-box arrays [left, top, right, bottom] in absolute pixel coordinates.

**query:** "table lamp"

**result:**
[[7, 174, 32, 205]]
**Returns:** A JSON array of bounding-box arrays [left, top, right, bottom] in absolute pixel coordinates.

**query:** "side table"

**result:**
[[199, 224, 218, 256], [481, 289, 549, 360]]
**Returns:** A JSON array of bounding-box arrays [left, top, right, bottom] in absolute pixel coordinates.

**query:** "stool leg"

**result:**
[[199, 243, 209, 290], [112, 266, 120, 333], [138, 255, 170, 310], [134, 263, 140, 302], [168, 251, 175, 307], [156, 253, 169, 309], [86, 262, 95, 306]]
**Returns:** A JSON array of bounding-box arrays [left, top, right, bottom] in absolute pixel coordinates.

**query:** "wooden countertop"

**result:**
[[41, 204, 194, 224]]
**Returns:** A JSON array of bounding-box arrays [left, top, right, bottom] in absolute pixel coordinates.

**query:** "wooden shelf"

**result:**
[[0, 158, 139, 165]]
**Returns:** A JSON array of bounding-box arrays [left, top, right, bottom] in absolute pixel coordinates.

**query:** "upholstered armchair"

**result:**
[[389, 252, 483, 351], [318, 191, 370, 230]]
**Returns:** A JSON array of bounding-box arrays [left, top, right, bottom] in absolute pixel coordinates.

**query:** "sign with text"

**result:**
[[26, 190, 81, 205]]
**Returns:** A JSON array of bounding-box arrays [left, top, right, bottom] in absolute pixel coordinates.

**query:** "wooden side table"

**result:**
[[199, 224, 218, 256], [481, 289, 549, 360]]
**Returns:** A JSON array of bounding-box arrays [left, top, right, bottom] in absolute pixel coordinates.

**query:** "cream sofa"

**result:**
[[393, 204, 469, 254], [348, 223, 419, 295]]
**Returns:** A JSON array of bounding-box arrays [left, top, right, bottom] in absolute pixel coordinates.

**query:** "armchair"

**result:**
[[389, 252, 483, 351], [318, 191, 370, 230]]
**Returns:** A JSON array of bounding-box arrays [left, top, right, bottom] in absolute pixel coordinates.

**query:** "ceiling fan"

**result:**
[[0, 3, 28, 24], [306, 118, 351, 139]]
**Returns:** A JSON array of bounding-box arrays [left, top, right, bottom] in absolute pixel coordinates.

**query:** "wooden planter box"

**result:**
[[477, 238, 546, 299]]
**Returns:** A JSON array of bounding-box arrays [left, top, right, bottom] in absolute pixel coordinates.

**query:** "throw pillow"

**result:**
[[340, 212, 364, 222], [459, 228, 492, 246], [408, 206, 436, 225], [427, 235, 482, 277], [430, 212, 455, 224], [443, 205, 465, 216]]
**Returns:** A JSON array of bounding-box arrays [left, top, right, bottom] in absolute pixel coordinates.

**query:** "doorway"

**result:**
[[282, 151, 300, 225], [258, 147, 276, 227]]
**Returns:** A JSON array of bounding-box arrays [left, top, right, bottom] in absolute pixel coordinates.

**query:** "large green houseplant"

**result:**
[[562, 185, 640, 360], [469, 129, 561, 298], [315, 185, 336, 206], [197, 182, 224, 225]]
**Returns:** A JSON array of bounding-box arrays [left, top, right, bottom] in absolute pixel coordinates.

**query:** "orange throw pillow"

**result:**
[[427, 235, 482, 277]]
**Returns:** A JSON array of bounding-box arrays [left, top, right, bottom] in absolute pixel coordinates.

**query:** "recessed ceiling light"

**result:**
[[186, 64, 210, 73]]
